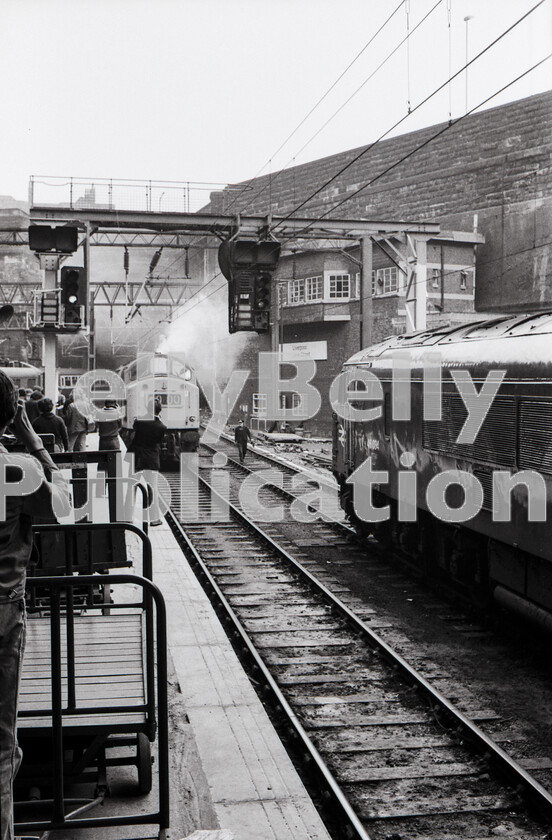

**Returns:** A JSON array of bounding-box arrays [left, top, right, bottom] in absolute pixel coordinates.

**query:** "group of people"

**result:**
[[19, 388, 124, 454], [19, 388, 169, 468]]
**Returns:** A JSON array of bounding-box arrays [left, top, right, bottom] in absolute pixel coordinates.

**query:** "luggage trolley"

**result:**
[[15, 522, 169, 837]]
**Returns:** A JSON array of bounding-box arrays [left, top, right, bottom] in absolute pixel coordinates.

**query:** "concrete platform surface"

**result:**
[[149, 520, 332, 840]]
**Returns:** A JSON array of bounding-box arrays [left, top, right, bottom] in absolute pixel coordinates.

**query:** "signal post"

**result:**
[[42, 255, 59, 399], [28, 225, 87, 398]]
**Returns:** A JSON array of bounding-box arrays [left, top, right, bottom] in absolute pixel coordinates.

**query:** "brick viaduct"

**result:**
[[208, 90, 552, 313]]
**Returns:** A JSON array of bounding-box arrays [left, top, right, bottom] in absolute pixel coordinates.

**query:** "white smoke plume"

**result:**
[[158, 286, 253, 400]]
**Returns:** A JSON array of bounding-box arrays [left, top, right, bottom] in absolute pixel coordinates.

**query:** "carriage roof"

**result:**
[[344, 312, 552, 375]]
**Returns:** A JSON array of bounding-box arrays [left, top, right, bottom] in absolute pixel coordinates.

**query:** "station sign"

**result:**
[[281, 341, 328, 362]]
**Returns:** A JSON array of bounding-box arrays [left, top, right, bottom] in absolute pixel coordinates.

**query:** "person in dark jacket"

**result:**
[[97, 400, 122, 451], [24, 390, 43, 424], [130, 399, 167, 526], [32, 398, 68, 452], [63, 394, 89, 452], [234, 420, 252, 463], [131, 398, 167, 471]]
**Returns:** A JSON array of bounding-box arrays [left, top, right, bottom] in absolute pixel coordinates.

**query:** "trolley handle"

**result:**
[[32, 521, 153, 580]]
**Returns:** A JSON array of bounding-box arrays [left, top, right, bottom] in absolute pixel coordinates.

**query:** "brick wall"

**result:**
[[207, 91, 552, 312]]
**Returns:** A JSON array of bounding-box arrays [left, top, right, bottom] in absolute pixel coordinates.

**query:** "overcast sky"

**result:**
[[1, 0, 550, 203]]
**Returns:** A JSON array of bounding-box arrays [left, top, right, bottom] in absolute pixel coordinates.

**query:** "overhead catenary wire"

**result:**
[[129, 60, 549, 354], [274, 52, 552, 245], [222, 0, 407, 217], [235, 0, 443, 218], [130, 2, 548, 348], [447, 0, 452, 122], [285, 0, 444, 166], [144, 0, 447, 295], [269, 0, 546, 232], [127, 232, 552, 352], [133, 50, 549, 352], [406, 0, 412, 113]]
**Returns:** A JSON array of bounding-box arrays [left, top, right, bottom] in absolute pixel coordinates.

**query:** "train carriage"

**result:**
[[333, 312, 552, 626], [0, 362, 43, 392], [118, 353, 200, 467]]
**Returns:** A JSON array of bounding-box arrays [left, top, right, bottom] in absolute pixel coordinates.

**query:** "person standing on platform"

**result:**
[[32, 398, 68, 453], [0, 372, 70, 840], [131, 398, 167, 472], [234, 419, 252, 464], [63, 395, 89, 452], [130, 398, 167, 526], [97, 400, 122, 451]]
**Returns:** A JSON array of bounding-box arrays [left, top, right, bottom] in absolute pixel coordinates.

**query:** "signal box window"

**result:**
[[289, 279, 305, 304], [252, 393, 267, 417], [305, 276, 323, 301], [374, 267, 398, 295], [280, 392, 303, 417], [277, 283, 289, 306], [328, 274, 350, 299]]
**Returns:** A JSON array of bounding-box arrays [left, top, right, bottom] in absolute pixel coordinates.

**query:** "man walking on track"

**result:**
[[234, 419, 252, 464]]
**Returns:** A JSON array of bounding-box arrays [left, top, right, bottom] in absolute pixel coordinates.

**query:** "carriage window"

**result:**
[[122, 361, 137, 382], [91, 379, 111, 393], [349, 379, 367, 410], [384, 391, 391, 437], [151, 356, 168, 375]]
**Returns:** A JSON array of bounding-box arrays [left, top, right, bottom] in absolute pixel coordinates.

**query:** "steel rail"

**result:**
[[170, 468, 552, 824], [165, 504, 373, 840], [200, 439, 320, 507], [199, 435, 347, 532], [202, 424, 334, 485]]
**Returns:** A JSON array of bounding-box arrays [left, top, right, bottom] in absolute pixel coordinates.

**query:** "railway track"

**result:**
[[162, 449, 552, 840]]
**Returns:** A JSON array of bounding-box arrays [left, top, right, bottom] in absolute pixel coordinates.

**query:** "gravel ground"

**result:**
[[235, 441, 552, 796]]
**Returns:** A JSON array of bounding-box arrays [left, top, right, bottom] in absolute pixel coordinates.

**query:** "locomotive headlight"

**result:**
[[189, 416, 196, 422], [184, 369, 192, 381]]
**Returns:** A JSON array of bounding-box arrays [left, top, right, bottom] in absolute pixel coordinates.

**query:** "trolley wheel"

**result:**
[[137, 733, 152, 794]]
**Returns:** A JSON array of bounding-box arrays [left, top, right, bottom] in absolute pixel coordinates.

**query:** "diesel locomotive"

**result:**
[[333, 312, 552, 628], [118, 352, 200, 466]]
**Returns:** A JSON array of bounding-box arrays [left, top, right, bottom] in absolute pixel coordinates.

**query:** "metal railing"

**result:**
[[29, 175, 249, 215]]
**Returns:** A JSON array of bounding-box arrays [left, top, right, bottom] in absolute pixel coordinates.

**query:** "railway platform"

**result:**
[[146, 518, 332, 840]]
